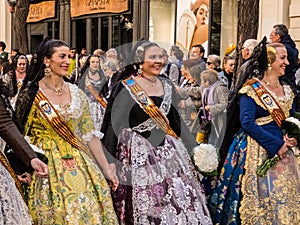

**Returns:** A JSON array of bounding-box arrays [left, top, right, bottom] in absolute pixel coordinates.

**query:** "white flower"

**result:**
[[193, 144, 218, 173], [285, 117, 300, 128]]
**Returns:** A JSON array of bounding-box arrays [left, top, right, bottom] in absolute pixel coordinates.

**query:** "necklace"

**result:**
[[89, 70, 98, 76], [262, 80, 280, 88], [42, 80, 64, 96], [141, 75, 158, 87]]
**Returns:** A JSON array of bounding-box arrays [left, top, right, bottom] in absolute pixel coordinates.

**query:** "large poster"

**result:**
[[70, 0, 128, 17], [176, 0, 209, 55], [26, 1, 55, 23]]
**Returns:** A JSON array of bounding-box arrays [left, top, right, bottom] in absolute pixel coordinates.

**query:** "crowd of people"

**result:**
[[0, 23, 300, 225]]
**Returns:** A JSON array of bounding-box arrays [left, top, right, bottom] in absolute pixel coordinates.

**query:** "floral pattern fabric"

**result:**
[[210, 83, 300, 225], [114, 129, 213, 225], [24, 84, 118, 225]]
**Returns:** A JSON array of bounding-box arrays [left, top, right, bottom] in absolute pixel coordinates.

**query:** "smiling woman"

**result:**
[[13, 38, 119, 225], [101, 40, 213, 225], [210, 39, 300, 225]]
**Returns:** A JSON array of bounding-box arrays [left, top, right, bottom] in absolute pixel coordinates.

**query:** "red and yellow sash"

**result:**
[[245, 78, 285, 127], [34, 91, 93, 159], [122, 76, 178, 139]]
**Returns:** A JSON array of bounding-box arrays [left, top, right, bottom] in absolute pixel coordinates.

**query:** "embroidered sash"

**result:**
[[122, 76, 179, 139], [246, 78, 285, 127], [34, 91, 93, 159], [85, 77, 107, 108]]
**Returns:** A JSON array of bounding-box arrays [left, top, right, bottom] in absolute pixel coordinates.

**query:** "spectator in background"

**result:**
[[218, 55, 235, 89], [233, 39, 258, 89], [0, 41, 8, 60], [270, 24, 299, 91], [206, 54, 221, 72], [161, 48, 181, 85], [0, 58, 8, 76], [189, 44, 205, 60], [68, 48, 77, 76], [106, 48, 119, 70], [78, 47, 87, 67]]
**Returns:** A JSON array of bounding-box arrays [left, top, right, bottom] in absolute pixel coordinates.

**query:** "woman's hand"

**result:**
[[283, 134, 298, 147], [30, 158, 48, 177], [17, 172, 31, 184], [104, 164, 119, 191], [277, 142, 289, 159]]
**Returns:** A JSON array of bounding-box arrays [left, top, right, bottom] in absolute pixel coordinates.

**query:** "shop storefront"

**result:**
[[7, 0, 299, 58]]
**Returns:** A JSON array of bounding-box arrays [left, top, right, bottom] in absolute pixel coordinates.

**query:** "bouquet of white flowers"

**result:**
[[257, 116, 300, 177], [192, 143, 219, 177]]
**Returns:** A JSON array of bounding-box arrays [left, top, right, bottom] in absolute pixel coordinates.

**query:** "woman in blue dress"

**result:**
[[210, 39, 300, 224]]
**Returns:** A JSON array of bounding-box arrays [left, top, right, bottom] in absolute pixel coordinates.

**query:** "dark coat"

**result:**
[[280, 35, 299, 91]]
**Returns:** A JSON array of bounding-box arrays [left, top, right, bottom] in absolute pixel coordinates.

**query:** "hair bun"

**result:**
[[267, 46, 276, 65]]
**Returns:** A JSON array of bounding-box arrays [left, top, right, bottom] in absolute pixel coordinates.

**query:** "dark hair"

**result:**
[[80, 54, 101, 76], [273, 24, 289, 40], [191, 44, 205, 54], [5, 54, 29, 75], [182, 59, 200, 70], [135, 41, 160, 64], [0, 41, 6, 50], [26, 37, 69, 82]]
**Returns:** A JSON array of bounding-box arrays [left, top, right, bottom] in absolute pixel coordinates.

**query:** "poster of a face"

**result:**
[[176, 0, 210, 56]]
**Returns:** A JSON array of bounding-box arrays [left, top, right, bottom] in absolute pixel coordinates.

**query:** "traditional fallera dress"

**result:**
[[24, 83, 118, 225], [78, 69, 107, 132], [102, 75, 212, 225], [210, 80, 300, 225]]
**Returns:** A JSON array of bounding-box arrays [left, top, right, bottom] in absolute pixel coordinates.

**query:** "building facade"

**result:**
[[2, 0, 300, 59]]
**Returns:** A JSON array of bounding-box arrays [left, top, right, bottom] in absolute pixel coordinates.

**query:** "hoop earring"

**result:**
[[44, 63, 51, 77]]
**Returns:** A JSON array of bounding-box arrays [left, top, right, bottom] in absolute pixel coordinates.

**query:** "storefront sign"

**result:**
[[26, 1, 55, 23], [70, 0, 128, 17]]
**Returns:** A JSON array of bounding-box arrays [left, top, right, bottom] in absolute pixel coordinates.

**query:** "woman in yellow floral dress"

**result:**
[[14, 38, 119, 225]]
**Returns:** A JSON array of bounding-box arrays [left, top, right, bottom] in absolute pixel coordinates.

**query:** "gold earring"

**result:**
[[44, 63, 51, 77], [267, 63, 272, 72], [138, 65, 143, 75]]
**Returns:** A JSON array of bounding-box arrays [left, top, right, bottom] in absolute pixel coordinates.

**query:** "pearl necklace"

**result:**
[[141, 75, 158, 87], [42, 80, 64, 96]]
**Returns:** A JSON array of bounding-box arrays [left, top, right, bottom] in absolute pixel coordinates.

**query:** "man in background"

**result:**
[[270, 24, 299, 91]]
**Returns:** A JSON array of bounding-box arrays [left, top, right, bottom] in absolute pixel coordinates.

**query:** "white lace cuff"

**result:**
[[82, 130, 104, 142]]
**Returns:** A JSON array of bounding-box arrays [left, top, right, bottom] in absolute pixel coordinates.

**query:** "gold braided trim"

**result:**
[[255, 115, 273, 126], [240, 82, 293, 120], [240, 136, 300, 224], [240, 79, 286, 127], [0, 151, 22, 195], [34, 91, 94, 159], [122, 76, 178, 139]]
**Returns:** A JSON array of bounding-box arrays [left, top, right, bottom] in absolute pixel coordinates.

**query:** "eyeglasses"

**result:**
[[206, 62, 212, 65], [70, 51, 76, 53]]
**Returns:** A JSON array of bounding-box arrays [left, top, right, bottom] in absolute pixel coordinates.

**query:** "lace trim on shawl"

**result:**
[[39, 83, 103, 142], [126, 78, 173, 133], [239, 84, 293, 119], [52, 83, 87, 121]]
